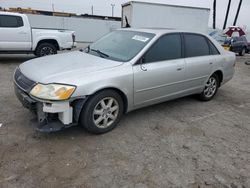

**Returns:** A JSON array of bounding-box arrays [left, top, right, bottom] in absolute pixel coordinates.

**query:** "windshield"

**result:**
[[86, 30, 155, 62]]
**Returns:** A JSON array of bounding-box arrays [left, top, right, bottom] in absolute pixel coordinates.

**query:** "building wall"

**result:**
[[27, 14, 121, 42]]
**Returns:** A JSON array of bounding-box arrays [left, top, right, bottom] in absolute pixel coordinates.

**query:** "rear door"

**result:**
[[183, 33, 214, 91], [0, 15, 31, 51], [133, 33, 186, 107], [231, 37, 242, 52]]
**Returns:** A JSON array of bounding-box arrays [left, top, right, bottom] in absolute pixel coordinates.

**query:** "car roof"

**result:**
[[119, 28, 206, 36]]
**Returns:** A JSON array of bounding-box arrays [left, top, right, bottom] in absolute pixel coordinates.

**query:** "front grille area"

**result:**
[[14, 68, 36, 92]]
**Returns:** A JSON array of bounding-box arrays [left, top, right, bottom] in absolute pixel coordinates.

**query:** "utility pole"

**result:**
[[91, 5, 94, 15], [51, 0, 55, 12], [233, 0, 243, 26], [111, 4, 115, 17], [52, 3, 55, 12], [223, 0, 231, 30], [213, 0, 216, 29]]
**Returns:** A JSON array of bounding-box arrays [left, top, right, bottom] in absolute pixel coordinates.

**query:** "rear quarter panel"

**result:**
[[220, 51, 236, 85], [205, 36, 235, 86], [32, 29, 74, 50]]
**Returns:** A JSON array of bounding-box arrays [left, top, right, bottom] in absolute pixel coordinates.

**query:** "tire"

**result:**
[[80, 90, 124, 134], [239, 47, 246, 56], [35, 43, 57, 57], [198, 74, 219, 101], [246, 49, 249, 54]]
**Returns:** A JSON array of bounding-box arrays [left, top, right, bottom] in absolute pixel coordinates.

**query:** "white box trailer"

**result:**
[[122, 1, 210, 34]]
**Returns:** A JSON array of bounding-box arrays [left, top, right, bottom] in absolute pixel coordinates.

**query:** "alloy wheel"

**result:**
[[40, 47, 55, 56], [204, 77, 217, 98], [92, 97, 119, 129]]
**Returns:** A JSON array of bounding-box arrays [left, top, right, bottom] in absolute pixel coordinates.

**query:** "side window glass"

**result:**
[[0, 15, 24, 28], [208, 40, 220, 55], [144, 34, 182, 63], [184, 34, 210, 58]]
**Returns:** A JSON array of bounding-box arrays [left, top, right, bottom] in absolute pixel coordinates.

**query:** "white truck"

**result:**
[[122, 1, 210, 34], [0, 12, 76, 57]]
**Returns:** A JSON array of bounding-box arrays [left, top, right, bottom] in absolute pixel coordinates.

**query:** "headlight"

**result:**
[[30, 83, 76, 100]]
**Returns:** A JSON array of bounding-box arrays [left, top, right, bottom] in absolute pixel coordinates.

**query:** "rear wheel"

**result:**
[[80, 90, 124, 134], [198, 74, 219, 101], [35, 43, 57, 57], [239, 47, 246, 56]]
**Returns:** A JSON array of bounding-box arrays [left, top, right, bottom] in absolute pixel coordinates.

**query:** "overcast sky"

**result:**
[[0, 0, 249, 29]]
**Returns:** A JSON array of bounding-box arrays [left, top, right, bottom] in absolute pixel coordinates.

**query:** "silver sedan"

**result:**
[[14, 29, 236, 134]]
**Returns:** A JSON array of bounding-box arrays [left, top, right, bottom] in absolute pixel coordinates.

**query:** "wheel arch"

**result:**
[[213, 70, 223, 87], [35, 39, 60, 50], [87, 87, 129, 114]]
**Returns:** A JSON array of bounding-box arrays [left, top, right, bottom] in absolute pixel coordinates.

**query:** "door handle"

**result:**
[[177, 67, 183, 71], [209, 62, 213, 65], [140, 64, 147, 71]]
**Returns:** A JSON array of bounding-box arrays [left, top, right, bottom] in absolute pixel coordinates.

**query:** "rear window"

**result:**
[[242, 37, 248, 43], [208, 40, 220, 55], [0, 15, 24, 28], [184, 34, 210, 58]]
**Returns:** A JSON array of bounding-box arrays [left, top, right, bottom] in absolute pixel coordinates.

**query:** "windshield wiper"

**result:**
[[90, 48, 110, 58]]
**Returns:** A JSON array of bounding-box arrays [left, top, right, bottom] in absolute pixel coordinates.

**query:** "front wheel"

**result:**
[[80, 90, 124, 134], [198, 74, 219, 101]]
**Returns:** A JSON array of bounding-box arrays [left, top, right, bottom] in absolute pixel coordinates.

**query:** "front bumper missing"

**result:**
[[15, 84, 86, 132], [36, 102, 77, 133]]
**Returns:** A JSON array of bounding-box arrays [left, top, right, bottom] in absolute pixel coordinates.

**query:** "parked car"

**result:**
[[246, 41, 250, 53], [222, 36, 248, 56], [14, 29, 236, 134], [211, 33, 228, 45], [0, 11, 76, 57]]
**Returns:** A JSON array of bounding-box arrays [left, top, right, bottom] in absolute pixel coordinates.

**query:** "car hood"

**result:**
[[19, 51, 123, 84]]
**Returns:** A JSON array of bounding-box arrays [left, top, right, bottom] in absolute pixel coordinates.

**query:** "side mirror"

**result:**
[[231, 39, 235, 43], [140, 56, 146, 64], [81, 45, 90, 53], [138, 57, 147, 71], [136, 56, 146, 65]]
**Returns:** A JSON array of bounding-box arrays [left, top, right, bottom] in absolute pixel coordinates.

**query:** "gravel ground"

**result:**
[[0, 52, 250, 188]]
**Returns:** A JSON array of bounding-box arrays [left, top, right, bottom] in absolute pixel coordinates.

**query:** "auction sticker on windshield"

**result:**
[[132, 35, 150, 42]]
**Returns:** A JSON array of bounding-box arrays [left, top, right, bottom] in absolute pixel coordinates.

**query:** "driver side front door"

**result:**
[[133, 33, 186, 108]]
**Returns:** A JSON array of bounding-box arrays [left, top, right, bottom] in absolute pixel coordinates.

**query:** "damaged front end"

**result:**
[[14, 68, 86, 132]]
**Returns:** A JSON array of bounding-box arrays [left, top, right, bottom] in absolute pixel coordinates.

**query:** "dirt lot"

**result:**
[[0, 53, 250, 188]]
